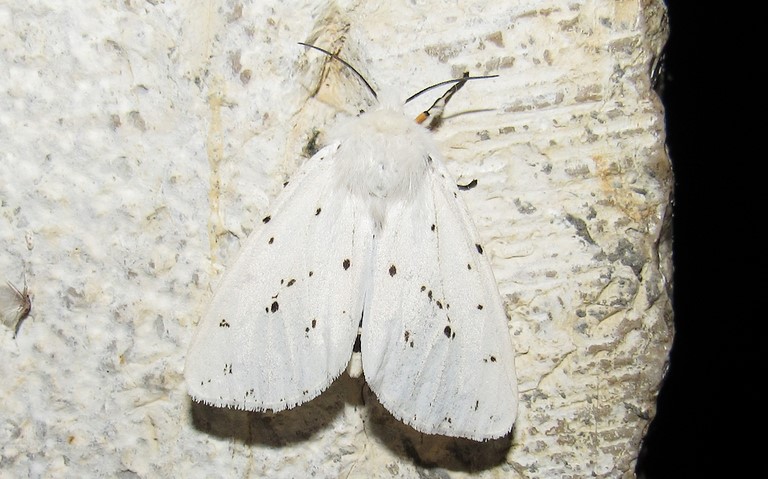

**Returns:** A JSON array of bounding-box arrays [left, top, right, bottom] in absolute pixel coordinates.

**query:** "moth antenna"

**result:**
[[299, 42, 378, 100], [405, 73, 498, 104], [412, 72, 498, 127]]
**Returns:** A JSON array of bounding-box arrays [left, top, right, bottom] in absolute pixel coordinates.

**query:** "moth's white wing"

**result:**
[[363, 158, 518, 441], [185, 144, 373, 412], [0, 283, 22, 327], [0, 281, 31, 334]]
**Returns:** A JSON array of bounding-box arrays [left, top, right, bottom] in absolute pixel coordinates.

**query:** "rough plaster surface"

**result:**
[[0, 1, 672, 477]]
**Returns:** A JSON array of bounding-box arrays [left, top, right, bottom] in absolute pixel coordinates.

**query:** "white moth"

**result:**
[[1, 279, 31, 338], [185, 46, 517, 441]]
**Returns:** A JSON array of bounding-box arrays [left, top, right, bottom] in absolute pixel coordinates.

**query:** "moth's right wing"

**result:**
[[185, 144, 373, 412]]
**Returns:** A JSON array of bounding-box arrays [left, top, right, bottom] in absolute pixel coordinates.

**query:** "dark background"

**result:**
[[636, 2, 759, 477]]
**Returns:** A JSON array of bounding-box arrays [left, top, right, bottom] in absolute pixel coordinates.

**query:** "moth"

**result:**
[[1, 278, 31, 338], [185, 44, 517, 440]]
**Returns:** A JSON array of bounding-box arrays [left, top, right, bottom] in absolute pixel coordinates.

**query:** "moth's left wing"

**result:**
[[362, 158, 517, 441]]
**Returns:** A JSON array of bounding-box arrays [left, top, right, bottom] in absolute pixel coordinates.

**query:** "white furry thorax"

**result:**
[[330, 103, 440, 226]]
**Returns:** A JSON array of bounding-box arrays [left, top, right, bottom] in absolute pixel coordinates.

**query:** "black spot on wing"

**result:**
[[477, 304, 484, 310], [389, 264, 397, 276], [218, 319, 230, 328], [305, 318, 318, 336], [430, 224, 436, 232], [268, 237, 275, 244], [270, 301, 279, 313], [475, 244, 483, 254], [404, 330, 414, 348], [286, 278, 296, 287], [262, 215, 271, 223], [443, 325, 456, 339], [343, 259, 351, 270], [315, 207, 322, 216]]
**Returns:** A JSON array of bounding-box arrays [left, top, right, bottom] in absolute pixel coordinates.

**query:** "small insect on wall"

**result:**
[[1, 278, 32, 339]]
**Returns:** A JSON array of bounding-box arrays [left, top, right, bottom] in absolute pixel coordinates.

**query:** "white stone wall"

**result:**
[[0, 1, 671, 477]]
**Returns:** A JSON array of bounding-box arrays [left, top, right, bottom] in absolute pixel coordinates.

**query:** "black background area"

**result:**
[[636, 2, 760, 477]]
